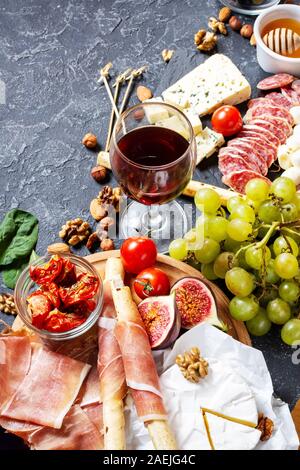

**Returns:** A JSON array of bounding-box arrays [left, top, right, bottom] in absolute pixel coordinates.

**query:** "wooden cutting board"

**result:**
[[292, 400, 300, 445], [86, 250, 251, 346]]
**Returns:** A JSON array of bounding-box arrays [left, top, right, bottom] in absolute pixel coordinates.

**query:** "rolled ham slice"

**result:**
[[29, 405, 103, 450], [0, 335, 31, 412], [2, 347, 90, 429]]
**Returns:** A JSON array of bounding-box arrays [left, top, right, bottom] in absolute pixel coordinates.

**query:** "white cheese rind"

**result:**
[[162, 54, 251, 116]]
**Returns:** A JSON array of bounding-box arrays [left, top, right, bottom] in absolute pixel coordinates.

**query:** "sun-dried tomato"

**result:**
[[41, 282, 60, 309], [29, 255, 63, 285], [55, 258, 77, 287], [27, 292, 52, 329], [59, 273, 99, 308], [44, 309, 86, 332]]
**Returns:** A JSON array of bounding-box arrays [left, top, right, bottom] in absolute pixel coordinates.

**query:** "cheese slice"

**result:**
[[162, 54, 251, 116], [196, 127, 225, 164], [156, 115, 190, 140], [159, 358, 260, 450], [145, 97, 169, 124], [183, 108, 202, 135]]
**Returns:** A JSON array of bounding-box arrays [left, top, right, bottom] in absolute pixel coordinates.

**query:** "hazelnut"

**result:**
[[90, 198, 108, 221], [250, 33, 256, 46], [229, 16, 242, 31], [240, 24, 253, 39], [47, 243, 70, 255], [218, 6, 232, 23], [133, 108, 145, 121], [99, 216, 114, 231], [82, 132, 98, 149], [91, 165, 107, 183], [100, 238, 115, 251], [136, 85, 153, 102]]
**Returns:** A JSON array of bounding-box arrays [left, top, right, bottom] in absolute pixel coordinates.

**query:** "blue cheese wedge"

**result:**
[[145, 97, 169, 124], [183, 108, 202, 135], [156, 115, 190, 141], [196, 127, 225, 164], [162, 54, 251, 116]]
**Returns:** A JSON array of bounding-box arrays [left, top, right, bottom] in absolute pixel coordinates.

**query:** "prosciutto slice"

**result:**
[[0, 335, 31, 411], [115, 321, 167, 422], [82, 403, 103, 431], [98, 281, 127, 402], [2, 347, 90, 428], [29, 405, 103, 450], [78, 367, 100, 407]]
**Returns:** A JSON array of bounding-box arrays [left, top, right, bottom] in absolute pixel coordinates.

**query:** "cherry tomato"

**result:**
[[29, 255, 63, 285], [120, 237, 157, 274], [211, 105, 243, 137], [134, 267, 170, 299], [59, 273, 99, 307], [55, 258, 76, 287], [44, 309, 86, 333], [27, 292, 52, 329]]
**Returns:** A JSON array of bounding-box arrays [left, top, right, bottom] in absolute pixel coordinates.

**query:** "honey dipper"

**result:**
[[263, 28, 300, 56]]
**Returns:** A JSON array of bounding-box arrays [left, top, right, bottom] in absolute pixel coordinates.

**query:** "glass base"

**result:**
[[120, 200, 191, 253], [219, 0, 280, 15]]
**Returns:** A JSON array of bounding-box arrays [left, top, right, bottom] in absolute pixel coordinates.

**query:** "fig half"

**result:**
[[138, 293, 181, 349], [171, 277, 222, 330]]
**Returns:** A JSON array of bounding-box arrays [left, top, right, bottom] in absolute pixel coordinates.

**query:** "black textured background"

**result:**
[[0, 0, 299, 449]]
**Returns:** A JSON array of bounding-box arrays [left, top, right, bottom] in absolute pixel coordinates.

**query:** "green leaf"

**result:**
[[0, 209, 39, 266], [29, 250, 40, 263], [2, 258, 29, 289]]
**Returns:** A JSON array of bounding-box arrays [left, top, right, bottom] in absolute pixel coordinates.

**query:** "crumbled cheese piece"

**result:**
[[195, 127, 225, 164]]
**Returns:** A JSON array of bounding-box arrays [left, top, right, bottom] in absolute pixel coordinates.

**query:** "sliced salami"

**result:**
[[229, 137, 274, 167], [222, 170, 271, 194], [227, 140, 268, 175], [237, 133, 277, 162], [291, 79, 300, 94], [248, 118, 287, 144], [245, 104, 293, 126], [265, 92, 292, 109], [281, 86, 300, 106], [239, 124, 281, 148], [247, 97, 275, 109], [219, 146, 261, 174], [248, 114, 292, 138], [218, 154, 253, 176], [257, 73, 295, 91]]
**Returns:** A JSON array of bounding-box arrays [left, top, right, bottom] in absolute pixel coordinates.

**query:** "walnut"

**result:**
[[257, 414, 274, 441], [218, 6, 232, 23], [229, 16, 242, 31], [97, 186, 121, 212], [82, 133, 98, 149], [208, 17, 227, 35], [47, 243, 70, 255], [86, 232, 100, 251], [59, 218, 91, 246], [194, 30, 217, 52], [100, 238, 115, 251], [176, 347, 209, 383], [161, 49, 174, 63], [91, 165, 107, 183], [0, 293, 17, 315], [240, 24, 253, 39]]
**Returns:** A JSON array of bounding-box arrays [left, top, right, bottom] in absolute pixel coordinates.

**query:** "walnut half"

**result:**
[[176, 347, 209, 383], [194, 30, 217, 52], [257, 414, 274, 441]]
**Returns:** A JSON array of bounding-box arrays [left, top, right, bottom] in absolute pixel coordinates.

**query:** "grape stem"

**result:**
[[234, 222, 280, 261]]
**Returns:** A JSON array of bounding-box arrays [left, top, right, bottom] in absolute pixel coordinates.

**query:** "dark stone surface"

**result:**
[[0, 0, 299, 449]]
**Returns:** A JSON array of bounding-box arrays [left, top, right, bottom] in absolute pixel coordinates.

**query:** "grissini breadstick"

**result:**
[[107, 258, 177, 450], [98, 258, 127, 449]]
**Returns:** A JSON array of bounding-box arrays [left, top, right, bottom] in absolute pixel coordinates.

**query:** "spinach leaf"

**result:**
[[0, 209, 39, 266], [2, 258, 29, 289]]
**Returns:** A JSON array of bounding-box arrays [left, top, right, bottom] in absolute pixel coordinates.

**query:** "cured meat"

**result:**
[[238, 124, 281, 148], [245, 104, 294, 126], [0, 336, 31, 412], [0, 417, 40, 441], [257, 73, 295, 90], [29, 405, 103, 450], [218, 154, 253, 176], [219, 146, 261, 174], [2, 347, 90, 429], [229, 137, 274, 167], [247, 114, 292, 139], [78, 367, 100, 407], [82, 403, 103, 431], [227, 140, 268, 175], [222, 170, 271, 194], [248, 118, 286, 144], [281, 86, 300, 106], [265, 92, 292, 109], [114, 321, 167, 422]]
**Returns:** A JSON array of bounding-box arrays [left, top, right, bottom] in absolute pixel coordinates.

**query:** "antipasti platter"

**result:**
[[1, 0, 300, 452]]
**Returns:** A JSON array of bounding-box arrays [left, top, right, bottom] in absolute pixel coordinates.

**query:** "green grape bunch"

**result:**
[[169, 177, 300, 347]]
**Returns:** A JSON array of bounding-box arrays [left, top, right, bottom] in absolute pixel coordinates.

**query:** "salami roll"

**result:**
[[245, 104, 293, 126], [257, 73, 295, 91], [219, 146, 261, 174], [249, 118, 286, 144], [281, 86, 300, 106], [218, 154, 253, 176], [222, 170, 271, 194], [265, 92, 292, 110], [229, 137, 274, 167], [227, 140, 268, 175], [239, 124, 281, 148]]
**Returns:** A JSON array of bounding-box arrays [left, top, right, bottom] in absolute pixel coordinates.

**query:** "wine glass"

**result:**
[[110, 102, 196, 250]]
